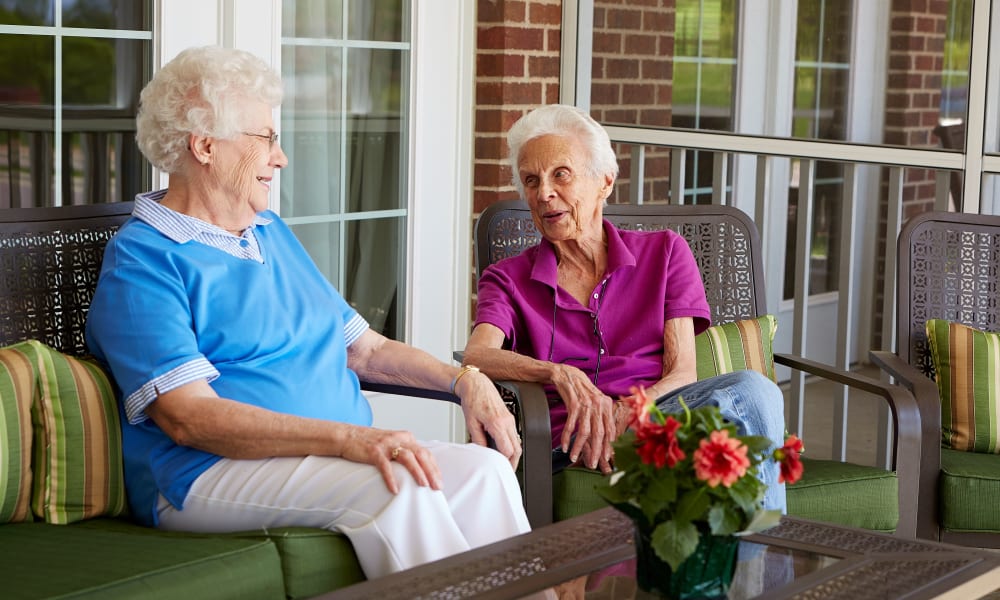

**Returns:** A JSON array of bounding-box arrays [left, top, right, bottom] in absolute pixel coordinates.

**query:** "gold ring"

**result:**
[[391, 446, 403, 460]]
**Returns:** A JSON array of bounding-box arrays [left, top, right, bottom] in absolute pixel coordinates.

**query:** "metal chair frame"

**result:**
[[473, 199, 920, 536], [871, 210, 1000, 546]]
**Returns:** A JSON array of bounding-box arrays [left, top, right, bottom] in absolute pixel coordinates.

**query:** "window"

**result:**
[[280, 0, 409, 339], [0, 0, 152, 208]]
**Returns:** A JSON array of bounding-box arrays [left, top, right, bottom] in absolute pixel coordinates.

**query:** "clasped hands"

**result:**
[[552, 364, 629, 475]]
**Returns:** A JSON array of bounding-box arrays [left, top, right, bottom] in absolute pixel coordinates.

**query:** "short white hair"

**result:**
[[506, 104, 619, 197], [135, 46, 283, 173]]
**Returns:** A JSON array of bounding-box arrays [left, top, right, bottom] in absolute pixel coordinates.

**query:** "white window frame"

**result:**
[[156, 0, 474, 442]]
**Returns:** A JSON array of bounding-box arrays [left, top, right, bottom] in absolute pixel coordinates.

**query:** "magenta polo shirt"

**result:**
[[475, 219, 711, 447]]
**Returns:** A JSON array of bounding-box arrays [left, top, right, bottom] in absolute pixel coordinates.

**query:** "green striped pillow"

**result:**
[[695, 315, 777, 382], [0, 346, 37, 523], [20, 340, 127, 523], [926, 319, 1000, 454]]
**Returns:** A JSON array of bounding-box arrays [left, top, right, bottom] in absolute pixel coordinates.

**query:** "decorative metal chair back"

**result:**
[[475, 199, 767, 326], [0, 202, 134, 356], [895, 210, 1000, 379]]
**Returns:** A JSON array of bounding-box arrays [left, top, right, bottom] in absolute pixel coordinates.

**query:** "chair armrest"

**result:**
[[494, 380, 554, 529], [869, 350, 943, 540], [775, 352, 921, 539], [359, 381, 462, 406], [868, 350, 941, 434], [362, 377, 555, 528]]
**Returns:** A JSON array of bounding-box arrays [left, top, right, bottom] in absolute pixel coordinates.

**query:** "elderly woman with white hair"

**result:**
[[463, 104, 788, 513], [85, 46, 529, 579]]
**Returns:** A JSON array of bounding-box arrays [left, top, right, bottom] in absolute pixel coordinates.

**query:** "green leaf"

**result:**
[[707, 504, 743, 535], [739, 508, 783, 534], [596, 469, 647, 506], [652, 520, 700, 571], [609, 501, 647, 525], [741, 435, 773, 455], [640, 470, 678, 520], [674, 488, 710, 523], [595, 481, 632, 505], [728, 480, 762, 514], [611, 435, 641, 470]]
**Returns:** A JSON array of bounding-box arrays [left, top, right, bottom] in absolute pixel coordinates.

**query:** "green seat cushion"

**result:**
[[786, 457, 898, 532], [552, 467, 608, 522], [72, 518, 365, 599], [230, 528, 364, 599], [939, 447, 1000, 533], [0, 520, 285, 600], [554, 459, 899, 534]]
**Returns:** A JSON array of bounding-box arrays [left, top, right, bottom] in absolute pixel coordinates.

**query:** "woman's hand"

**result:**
[[148, 379, 442, 495], [550, 363, 616, 470], [339, 426, 442, 495], [455, 370, 522, 469]]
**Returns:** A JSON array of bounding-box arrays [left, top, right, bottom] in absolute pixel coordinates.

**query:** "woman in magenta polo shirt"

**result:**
[[465, 104, 786, 513]]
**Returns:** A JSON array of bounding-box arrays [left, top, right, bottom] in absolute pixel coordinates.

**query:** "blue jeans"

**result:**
[[655, 370, 787, 514]]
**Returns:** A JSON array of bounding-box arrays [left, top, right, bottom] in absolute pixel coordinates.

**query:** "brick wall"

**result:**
[[872, 0, 951, 347], [884, 0, 950, 217], [591, 0, 675, 204], [472, 0, 955, 345], [473, 0, 678, 211], [474, 0, 563, 215]]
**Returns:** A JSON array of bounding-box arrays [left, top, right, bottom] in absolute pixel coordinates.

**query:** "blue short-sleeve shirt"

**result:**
[[85, 191, 372, 525]]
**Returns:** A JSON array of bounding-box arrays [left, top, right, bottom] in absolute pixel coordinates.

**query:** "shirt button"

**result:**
[[600, 348, 605, 355], [593, 293, 599, 299], [240, 239, 249, 247]]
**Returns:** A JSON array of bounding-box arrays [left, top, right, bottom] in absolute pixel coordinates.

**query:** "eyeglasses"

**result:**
[[242, 131, 279, 149]]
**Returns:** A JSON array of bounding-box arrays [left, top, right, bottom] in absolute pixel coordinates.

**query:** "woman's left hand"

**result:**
[[455, 370, 522, 469], [551, 364, 617, 470]]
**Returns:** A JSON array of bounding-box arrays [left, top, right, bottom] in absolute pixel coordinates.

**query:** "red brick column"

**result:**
[[884, 0, 949, 217], [474, 0, 563, 215], [873, 0, 950, 345], [590, 0, 675, 204]]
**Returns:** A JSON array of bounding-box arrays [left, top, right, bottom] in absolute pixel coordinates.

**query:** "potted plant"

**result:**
[[596, 386, 804, 599]]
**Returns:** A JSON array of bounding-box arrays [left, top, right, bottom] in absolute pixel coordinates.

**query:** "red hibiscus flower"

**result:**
[[774, 434, 805, 484], [693, 429, 751, 488], [636, 415, 686, 468]]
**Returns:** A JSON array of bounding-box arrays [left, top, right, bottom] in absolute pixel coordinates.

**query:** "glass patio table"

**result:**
[[321, 507, 1000, 599]]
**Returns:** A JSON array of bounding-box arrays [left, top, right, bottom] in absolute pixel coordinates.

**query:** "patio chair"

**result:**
[[0, 200, 465, 402], [0, 202, 473, 595], [870, 210, 1000, 546], [469, 199, 920, 537]]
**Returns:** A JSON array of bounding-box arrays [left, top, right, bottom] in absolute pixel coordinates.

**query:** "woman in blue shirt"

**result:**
[[85, 45, 529, 579]]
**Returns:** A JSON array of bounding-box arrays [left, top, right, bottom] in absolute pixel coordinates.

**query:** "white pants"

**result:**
[[156, 441, 531, 578]]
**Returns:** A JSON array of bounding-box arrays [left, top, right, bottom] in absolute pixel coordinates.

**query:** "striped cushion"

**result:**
[[0, 347, 37, 523], [694, 315, 777, 382], [926, 319, 1000, 453], [18, 340, 128, 523]]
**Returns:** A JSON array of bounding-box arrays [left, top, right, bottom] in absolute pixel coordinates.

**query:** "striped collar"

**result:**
[[132, 189, 273, 262]]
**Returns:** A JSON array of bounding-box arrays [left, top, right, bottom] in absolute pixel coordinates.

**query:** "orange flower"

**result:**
[[693, 429, 750, 488], [636, 415, 686, 468], [774, 434, 804, 484], [623, 386, 655, 429]]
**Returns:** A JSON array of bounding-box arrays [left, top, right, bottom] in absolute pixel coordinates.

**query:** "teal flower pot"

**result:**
[[634, 525, 739, 599]]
